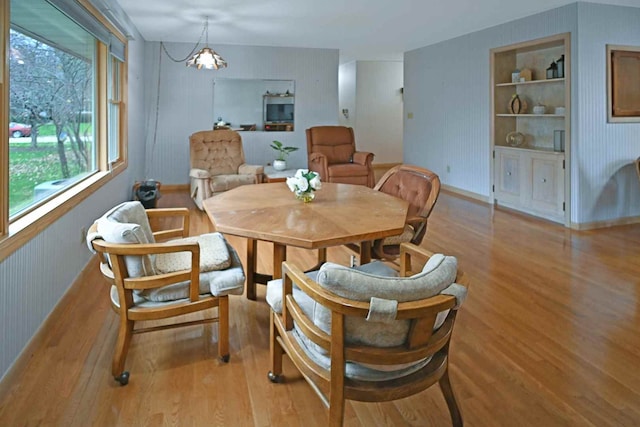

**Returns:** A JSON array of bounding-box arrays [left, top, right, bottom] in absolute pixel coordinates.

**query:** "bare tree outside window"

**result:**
[[8, 29, 96, 216]]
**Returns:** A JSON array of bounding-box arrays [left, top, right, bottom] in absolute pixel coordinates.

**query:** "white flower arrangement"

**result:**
[[286, 169, 321, 198]]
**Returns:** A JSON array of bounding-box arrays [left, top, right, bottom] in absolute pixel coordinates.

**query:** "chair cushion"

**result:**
[[266, 262, 396, 314], [155, 232, 231, 274], [96, 201, 156, 277], [327, 163, 370, 178], [190, 130, 246, 176], [137, 239, 245, 301], [209, 174, 257, 193], [312, 255, 456, 348], [381, 224, 415, 246]]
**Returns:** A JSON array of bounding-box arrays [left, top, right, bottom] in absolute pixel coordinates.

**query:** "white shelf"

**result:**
[[496, 114, 565, 118], [496, 78, 565, 87]]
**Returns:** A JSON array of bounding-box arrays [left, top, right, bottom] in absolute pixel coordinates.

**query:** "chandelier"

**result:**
[[186, 17, 227, 70]]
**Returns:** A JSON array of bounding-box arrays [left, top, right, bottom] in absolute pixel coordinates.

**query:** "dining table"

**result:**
[[203, 182, 409, 300]]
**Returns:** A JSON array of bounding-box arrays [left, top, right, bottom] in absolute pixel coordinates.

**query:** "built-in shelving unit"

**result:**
[[491, 33, 571, 224]]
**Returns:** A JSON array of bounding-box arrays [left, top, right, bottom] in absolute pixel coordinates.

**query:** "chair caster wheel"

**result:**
[[115, 371, 129, 386], [268, 371, 282, 383], [220, 354, 230, 363]]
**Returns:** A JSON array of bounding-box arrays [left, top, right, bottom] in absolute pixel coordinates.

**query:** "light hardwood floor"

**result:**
[[1, 190, 639, 426]]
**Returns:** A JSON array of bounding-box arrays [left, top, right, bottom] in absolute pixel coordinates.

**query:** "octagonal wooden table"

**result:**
[[203, 182, 409, 300]]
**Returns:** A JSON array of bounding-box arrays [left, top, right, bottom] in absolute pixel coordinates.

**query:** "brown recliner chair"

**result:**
[[306, 126, 375, 187], [190, 130, 263, 210]]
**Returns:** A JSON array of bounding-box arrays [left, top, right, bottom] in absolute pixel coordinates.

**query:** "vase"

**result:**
[[295, 191, 315, 203], [273, 160, 287, 171]]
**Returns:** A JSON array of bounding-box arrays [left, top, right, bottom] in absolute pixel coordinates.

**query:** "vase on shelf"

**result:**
[[295, 191, 315, 203]]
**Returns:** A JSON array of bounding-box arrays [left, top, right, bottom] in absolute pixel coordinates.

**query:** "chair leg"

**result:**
[[439, 366, 463, 427], [218, 296, 230, 362], [268, 310, 283, 383], [112, 316, 134, 386]]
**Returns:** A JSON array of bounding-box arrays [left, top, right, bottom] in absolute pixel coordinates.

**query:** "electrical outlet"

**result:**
[[80, 226, 87, 244]]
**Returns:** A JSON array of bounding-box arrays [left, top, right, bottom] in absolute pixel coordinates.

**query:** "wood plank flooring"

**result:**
[[1, 190, 640, 426]]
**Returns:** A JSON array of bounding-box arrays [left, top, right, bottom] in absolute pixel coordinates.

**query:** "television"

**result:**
[[266, 104, 294, 123]]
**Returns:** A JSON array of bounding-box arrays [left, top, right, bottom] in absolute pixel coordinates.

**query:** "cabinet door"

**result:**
[[495, 149, 521, 205], [530, 154, 564, 215]]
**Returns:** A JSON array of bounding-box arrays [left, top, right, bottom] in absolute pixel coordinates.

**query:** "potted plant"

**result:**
[[270, 140, 298, 171]]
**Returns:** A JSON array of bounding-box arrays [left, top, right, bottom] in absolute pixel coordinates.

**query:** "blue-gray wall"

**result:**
[[574, 3, 640, 224], [404, 2, 640, 225], [142, 43, 339, 183]]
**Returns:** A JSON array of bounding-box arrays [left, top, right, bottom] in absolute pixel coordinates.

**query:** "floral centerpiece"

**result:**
[[286, 169, 321, 202]]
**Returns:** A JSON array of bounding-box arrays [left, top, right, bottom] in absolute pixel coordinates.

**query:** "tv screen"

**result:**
[[266, 104, 294, 122]]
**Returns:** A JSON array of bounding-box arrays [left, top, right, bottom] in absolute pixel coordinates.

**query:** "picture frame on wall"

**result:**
[[607, 44, 640, 123]]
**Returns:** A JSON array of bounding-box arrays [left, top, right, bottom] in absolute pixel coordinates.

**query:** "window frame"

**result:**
[[0, 0, 128, 262]]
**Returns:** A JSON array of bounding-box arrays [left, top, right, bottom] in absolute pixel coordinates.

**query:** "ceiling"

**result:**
[[115, 0, 640, 63]]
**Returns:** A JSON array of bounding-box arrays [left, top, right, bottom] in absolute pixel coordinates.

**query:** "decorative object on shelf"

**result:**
[[286, 169, 321, 202], [554, 107, 566, 115], [533, 105, 546, 114], [270, 140, 299, 171], [546, 61, 558, 79], [520, 68, 532, 81], [556, 55, 565, 78], [506, 131, 525, 147], [511, 69, 521, 83], [508, 94, 528, 114]]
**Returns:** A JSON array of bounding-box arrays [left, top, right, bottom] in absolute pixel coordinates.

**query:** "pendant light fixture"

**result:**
[[186, 17, 227, 70]]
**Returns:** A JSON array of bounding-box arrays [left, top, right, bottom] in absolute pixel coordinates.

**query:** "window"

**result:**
[[0, 0, 127, 259]]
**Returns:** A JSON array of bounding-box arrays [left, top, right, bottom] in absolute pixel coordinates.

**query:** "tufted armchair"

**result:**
[[306, 126, 375, 187], [190, 130, 263, 210]]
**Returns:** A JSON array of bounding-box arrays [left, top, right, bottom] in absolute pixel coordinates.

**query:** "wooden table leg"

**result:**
[[273, 243, 287, 280], [246, 238, 257, 300], [317, 248, 327, 265], [360, 241, 371, 265]]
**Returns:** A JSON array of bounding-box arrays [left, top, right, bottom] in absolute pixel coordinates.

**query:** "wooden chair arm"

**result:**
[[93, 239, 202, 300], [92, 239, 199, 256]]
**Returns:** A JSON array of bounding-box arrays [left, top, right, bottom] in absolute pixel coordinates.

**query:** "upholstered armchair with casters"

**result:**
[[306, 126, 375, 187], [190, 129, 263, 210], [87, 201, 245, 385], [267, 242, 468, 426], [372, 164, 441, 260]]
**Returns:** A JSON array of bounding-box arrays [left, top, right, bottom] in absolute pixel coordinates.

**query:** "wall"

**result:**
[[404, 2, 640, 225], [0, 34, 147, 381], [404, 4, 578, 205], [143, 44, 339, 183], [574, 3, 640, 224], [338, 61, 403, 164], [338, 61, 356, 128]]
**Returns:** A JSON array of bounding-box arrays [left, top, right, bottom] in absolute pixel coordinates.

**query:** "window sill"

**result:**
[[0, 168, 118, 262]]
